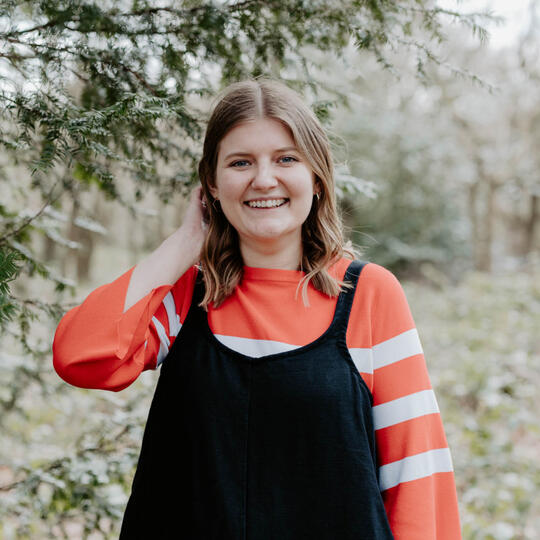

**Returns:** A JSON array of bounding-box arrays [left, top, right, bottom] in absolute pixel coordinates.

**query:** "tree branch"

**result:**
[[0, 182, 62, 246], [117, 61, 159, 96], [3, 18, 70, 37]]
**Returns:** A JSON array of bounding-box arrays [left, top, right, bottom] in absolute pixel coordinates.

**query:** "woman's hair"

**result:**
[[198, 77, 356, 309]]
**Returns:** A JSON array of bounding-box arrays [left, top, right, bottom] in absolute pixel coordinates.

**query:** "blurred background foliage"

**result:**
[[0, 0, 539, 537]]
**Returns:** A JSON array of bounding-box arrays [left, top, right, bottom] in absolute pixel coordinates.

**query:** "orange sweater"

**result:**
[[53, 259, 461, 539]]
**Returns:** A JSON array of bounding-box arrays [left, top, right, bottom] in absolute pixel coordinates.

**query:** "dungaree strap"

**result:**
[[332, 260, 368, 337], [178, 267, 207, 329], [191, 266, 205, 307]]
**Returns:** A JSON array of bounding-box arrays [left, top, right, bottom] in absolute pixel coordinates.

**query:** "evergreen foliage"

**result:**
[[0, 1, 500, 536], [0, 0, 494, 334]]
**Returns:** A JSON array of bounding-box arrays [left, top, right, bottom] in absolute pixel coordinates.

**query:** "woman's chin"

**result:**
[[240, 225, 299, 244]]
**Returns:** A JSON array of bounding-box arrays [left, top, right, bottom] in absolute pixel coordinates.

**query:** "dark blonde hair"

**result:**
[[198, 78, 355, 309]]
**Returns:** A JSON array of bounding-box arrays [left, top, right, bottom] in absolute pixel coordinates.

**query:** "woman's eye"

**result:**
[[230, 160, 249, 167], [230, 156, 297, 167]]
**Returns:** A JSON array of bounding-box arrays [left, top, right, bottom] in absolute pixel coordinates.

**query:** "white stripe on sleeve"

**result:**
[[372, 328, 423, 370], [373, 389, 440, 430], [378, 447, 454, 491], [163, 292, 182, 337], [348, 347, 373, 374], [152, 316, 170, 367]]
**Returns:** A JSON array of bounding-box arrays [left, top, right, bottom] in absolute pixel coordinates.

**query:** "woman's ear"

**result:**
[[314, 177, 322, 196], [208, 185, 218, 200]]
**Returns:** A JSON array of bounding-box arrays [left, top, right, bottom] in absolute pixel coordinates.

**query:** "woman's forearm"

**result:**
[[123, 227, 201, 312], [123, 187, 207, 312]]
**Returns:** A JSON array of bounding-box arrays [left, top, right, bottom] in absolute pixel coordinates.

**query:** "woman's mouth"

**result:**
[[244, 198, 289, 209]]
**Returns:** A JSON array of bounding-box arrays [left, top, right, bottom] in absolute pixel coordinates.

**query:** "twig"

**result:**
[[2, 19, 69, 37], [0, 181, 62, 245]]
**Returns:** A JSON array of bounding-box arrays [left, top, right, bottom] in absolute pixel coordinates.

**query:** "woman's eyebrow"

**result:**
[[223, 146, 298, 161]]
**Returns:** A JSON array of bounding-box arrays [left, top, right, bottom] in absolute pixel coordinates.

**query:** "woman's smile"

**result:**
[[243, 198, 289, 209]]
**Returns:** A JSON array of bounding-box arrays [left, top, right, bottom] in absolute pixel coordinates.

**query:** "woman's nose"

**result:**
[[251, 164, 279, 189]]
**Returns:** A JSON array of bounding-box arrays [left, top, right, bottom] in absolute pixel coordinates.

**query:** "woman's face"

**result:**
[[211, 118, 318, 255]]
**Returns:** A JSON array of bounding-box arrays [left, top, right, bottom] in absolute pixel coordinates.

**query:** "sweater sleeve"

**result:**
[[52, 265, 198, 392], [349, 263, 462, 539]]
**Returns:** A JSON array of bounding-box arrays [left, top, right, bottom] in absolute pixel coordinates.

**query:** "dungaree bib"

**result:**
[[120, 260, 394, 539]]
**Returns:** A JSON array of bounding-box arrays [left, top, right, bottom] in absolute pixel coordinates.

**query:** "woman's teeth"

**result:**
[[246, 199, 287, 208]]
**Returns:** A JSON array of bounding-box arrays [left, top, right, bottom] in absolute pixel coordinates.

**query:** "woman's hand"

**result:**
[[123, 185, 209, 312], [180, 186, 208, 236], [177, 186, 209, 259]]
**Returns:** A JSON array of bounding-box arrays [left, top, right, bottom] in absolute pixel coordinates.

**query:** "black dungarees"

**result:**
[[120, 260, 394, 539]]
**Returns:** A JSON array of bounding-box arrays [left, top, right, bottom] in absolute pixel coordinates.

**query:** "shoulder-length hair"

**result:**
[[198, 78, 356, 309]]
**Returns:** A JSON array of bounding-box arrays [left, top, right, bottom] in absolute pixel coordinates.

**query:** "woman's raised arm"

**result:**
[[53, 186, 207, 391], [123, 186, 207, 312]]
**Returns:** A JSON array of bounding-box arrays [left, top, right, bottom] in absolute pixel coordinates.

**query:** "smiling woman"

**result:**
[[211, 118, 316, 262], [198, 79, 353, 309], [52, 78, 462, 539]]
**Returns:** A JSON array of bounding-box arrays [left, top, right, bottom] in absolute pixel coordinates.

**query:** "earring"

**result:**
[[212, 198, 220, 211], [315, 192, 320, 201]]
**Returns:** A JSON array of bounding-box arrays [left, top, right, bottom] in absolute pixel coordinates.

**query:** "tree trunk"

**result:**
[[67, 191, 96, 282], [467, 182, 480, 270], [523, 193, 539, 255], [477, 179, 495, 273]]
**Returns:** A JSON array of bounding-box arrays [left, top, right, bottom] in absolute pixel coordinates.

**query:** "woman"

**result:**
[[53, 78, 461, 539]]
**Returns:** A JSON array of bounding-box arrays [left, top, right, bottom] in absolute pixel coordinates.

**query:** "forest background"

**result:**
[[0, 0, 539, 538]]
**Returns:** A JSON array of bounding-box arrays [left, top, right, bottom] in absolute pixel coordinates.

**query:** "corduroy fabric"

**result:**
[[120, 260, 394, 539]]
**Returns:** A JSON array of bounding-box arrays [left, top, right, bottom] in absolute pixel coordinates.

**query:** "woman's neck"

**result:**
[[240, 237, 302, 270]]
